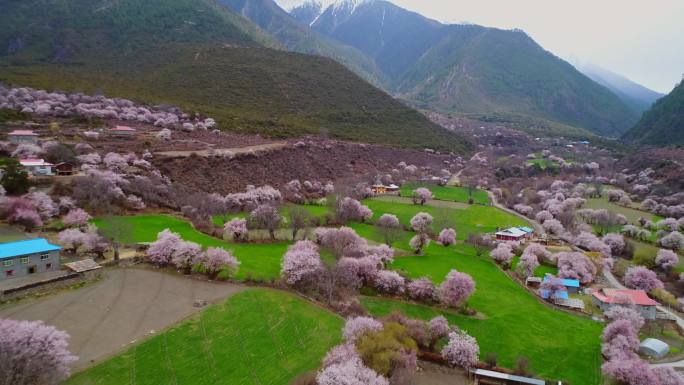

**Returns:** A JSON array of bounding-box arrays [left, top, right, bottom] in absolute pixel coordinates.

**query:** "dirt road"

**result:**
[[154, 141, 288, 158], [0, 268, 242, 369]]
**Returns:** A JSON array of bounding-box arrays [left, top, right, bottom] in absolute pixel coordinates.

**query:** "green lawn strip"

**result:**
[[585, 196, 662, 224], [525, 158, 559, 171], [211, 204, 331, 226], [511, 255, 558, 278], [399, 183, 490, 205], [93, 215, 288, 281], [362, 199, 528, 240], [65, 288, 343, 385]]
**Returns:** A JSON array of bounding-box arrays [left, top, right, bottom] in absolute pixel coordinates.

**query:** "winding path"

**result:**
[[486, 191, 545, 235]]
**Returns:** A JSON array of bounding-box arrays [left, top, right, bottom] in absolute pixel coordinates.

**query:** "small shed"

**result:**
[[639, 338, 669, 358], [525, 276, 542, 287], [65, 259, 102, 280], [54, 162, 75, 176], [109, 125, 137, 137], [8, 129, 39, 144]]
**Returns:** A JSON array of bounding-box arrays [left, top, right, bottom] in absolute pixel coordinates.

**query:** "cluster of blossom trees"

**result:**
[[0, 318, 77, 385], [0, 86, 214, 130], [146, 229, 239, 279], [318, 314, 479, 385], [281, 226, 475, 310], [0, 190, 78, 231], [600, 303, 683, 385], [281, 179, 334, 204]]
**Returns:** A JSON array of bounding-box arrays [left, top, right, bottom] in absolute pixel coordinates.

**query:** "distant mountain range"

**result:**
[[573, 61, 663, 113], [283, 0, 645, 137], [623, 80, 684, 146], [0, 0, 470, 152]]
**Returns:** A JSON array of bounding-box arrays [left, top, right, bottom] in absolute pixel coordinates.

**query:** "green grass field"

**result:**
[[363, 241, 602, 384], [93, 215, 288, 281], [400, 183, 490, 205], [362, 198, 528, 240], [211, 205, 331, 226], [525, 158, 559, 171], [65, 288, 343, 385], [511, 255, 558, 278], [585, 196, 662, 224]]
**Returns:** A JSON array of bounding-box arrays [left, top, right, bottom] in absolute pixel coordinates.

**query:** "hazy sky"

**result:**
[[277, 0, 684, 93]]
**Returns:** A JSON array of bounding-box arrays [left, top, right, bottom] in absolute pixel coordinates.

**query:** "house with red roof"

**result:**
[[592, 288, 659, 319], [8, 129, 39, 144], [109, 125, 137, 137]]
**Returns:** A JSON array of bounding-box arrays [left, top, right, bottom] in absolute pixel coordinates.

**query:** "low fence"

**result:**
[[0, 270, 101, 302]]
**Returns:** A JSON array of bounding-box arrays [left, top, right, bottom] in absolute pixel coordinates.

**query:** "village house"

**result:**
[[7, 129, 39, 144], [54, 162, 76, 176], [371, 184, 400, 195], [592, 288, 659, 320], [0, 238, 62, 280], [495, 226, 534, 242], [543, 275, 580, 294], [109, 125, 137, 137], [19, 158, 54, 176]]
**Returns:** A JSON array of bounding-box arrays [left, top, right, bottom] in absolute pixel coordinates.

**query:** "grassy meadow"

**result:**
[[93, 215, 288, 281], [64, 289, 343, 385], [399, 183, 490, 205]]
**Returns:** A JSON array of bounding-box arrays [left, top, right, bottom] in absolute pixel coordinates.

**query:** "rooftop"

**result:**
[[0, 238, 62, 260], [20, 158, 53, 167], [496, 227, 528, 237], [8, 130, 38, 136], [593, 288, 659, 306], [110, 125, 136, 132], [65, 258, 102, 273], [543, 275, 580, 288], [471, 369, 546, 385]]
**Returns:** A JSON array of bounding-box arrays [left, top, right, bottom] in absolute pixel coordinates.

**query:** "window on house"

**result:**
[[5, 270, 14, 277], [40, 254, 49, 261], [3, 259, 14, 266], [20, 257, 29, 264], [46, 263, 52, 270]]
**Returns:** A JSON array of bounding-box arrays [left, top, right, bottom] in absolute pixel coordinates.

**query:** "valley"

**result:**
[[0, 1, 683, 385]]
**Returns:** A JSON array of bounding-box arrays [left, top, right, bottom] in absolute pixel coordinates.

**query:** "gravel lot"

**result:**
[[0, 268, 242, 369]]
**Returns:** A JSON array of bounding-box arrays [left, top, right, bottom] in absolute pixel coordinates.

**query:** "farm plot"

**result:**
[[65, 288, 343, 385], [400, 183, 490, 205], [362, 198, 528, 240], [93, 215, 288, 281], [585, 195, 661, 224], [347, 199, 600, 385], [363, 241, 602, 384]]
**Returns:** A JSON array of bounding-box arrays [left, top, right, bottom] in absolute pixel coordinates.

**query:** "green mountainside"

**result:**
[[623, 81, 684, 146], [218, 0, 386, 86], [295, 0, 640, 137], [0, 0, 469, 152]]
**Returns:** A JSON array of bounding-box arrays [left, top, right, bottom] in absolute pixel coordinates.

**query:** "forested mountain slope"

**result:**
[[623, 81, 684, 146], [0, 0, 470, 152]]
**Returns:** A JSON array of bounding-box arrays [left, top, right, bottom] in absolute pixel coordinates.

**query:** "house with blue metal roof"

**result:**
[[543, 275, 580, 294], [0, 238, 62, 280]]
